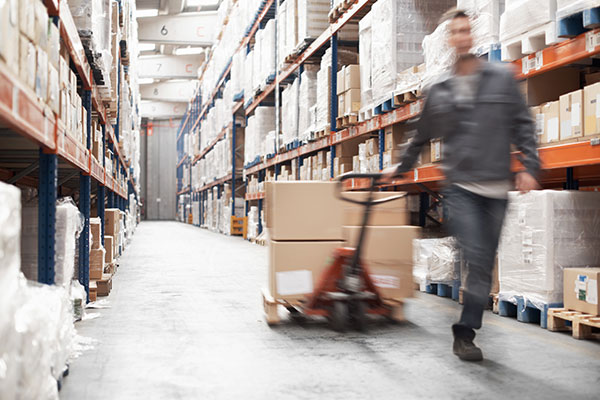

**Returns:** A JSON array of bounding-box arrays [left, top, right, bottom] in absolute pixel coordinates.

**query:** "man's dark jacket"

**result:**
[[395, 61, 540, 182]]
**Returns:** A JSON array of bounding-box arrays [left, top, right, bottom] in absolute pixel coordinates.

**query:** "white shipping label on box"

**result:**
[[561, 120, 572, 138], [535, 114, 544, 136], [276, 270, 313, 296], [371, 274, 400, 289], [548, 117, 559, 141], [572, 103, 581, 127], [588, 280, 598, 305]]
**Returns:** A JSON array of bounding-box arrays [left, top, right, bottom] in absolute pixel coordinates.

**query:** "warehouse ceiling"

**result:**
[[137, 0, 221, 118]]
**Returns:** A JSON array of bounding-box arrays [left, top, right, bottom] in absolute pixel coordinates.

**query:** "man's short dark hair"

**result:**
[[440, 8, 469, 24]]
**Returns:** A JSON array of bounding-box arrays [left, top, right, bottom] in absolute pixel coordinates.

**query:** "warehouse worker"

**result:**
[[383, 9, 540, 361]]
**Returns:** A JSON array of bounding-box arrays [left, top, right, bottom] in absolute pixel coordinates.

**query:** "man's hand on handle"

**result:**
[[515, 172, 540, 193]]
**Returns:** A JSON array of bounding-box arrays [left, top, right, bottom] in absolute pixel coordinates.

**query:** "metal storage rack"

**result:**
[[177, 0, 600, 236], [0, 0, 138, 297]]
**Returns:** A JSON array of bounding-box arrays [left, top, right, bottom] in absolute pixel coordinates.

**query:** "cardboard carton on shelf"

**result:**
[[342, 191, 410, 226], [337, 68, 345, 95], [530, 106, 543, 144], [97, 274, 112, 297], [539, 101, 560, 145], [269, 240, 344, 302], [90, 248, 105, 280], [90, 218, 102, 249], [342, 226, 421, 300], [265, 181, 344, 241], [559, 89, 583, 142], [384, 124, 406, 151], [563, 268, 600, 316], [344, 65, 361, 91], [584, 82, 600, 138], [344, 88, 361, 115], [104, 235, 114, 263]]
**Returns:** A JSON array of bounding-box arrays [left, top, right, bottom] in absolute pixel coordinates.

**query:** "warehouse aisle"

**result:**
[[62, 221, 600, 400]]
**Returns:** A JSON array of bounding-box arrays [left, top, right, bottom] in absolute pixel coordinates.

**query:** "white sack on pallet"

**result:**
[[557, 0, 600, 19], [499, 0, 557, 42], [458, 0, 506, 54], [498, 190, 600, 310]]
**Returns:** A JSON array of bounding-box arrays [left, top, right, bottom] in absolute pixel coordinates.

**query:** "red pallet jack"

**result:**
[[263, 173, 407, 331]]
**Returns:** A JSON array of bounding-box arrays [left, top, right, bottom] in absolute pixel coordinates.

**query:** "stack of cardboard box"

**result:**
[[89, 217, 112, 300], [266, 182, 420, 315], [105, 208, 121, 263], [266, 182, 344, 305], [382, 124, 433, 169], [341, 192, 420, 300], [337, 65, 361, 119]]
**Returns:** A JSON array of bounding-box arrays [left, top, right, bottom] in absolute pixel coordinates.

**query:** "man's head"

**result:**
[[441, 8, 473, 58]]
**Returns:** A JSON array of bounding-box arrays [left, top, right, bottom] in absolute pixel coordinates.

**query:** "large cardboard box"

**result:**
[[345, 65, 361, 91], [343, 226, 421, 299], [336, 140, 359, 158], [540, 101, 560, 144], [336, 68, 345, 95], [269, 240, 344, 301], [265, 182, 344, 241], [384, 124, 406, 151], [342, 191, 409, 226], [583, 82, 600, 137], [104, 235, 114, 263], [564, 268, 600, 316], [90, 218, 102, 249], [559, 89, 583, 141], [90, 249, 105, 280], [344, 89, 361, 115], [530, 106, 543, 144], [105, 209, 121, 237]]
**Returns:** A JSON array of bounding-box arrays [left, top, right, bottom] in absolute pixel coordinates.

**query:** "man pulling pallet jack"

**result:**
[[383, 9, 541, 361]]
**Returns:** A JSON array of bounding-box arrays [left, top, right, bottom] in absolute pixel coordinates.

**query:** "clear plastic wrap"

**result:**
[[557, 0, 599, 19], [458, 0, 506, 54], [68, 0, 113, 90], [359, 11, 373, 108], [412, 237, 458, 286], [499, 0, 557, 41], [0, 182, 21, 400], [55, 198, 84, 288], [428, 237, 459, 284], [298, 70, 318, 142], [297, 0, 330, 48], [371, 0, 455, 104], [498, 190, 600, 310], [422, 20, 456, 91]]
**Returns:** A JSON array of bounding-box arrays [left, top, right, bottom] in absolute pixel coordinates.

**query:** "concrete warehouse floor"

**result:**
[[62, 221, 600, 400]]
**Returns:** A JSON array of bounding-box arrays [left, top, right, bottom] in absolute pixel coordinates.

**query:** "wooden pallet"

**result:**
[[312, 128, 330, 140], [328, 0, 353, 22], [335, 114, 358, 129], [547, 308, 600, 340], [262, 288, 405, 325], [231, 216, 248, 238], [393, 89, 422, 107], [89, 281, 98, 302]]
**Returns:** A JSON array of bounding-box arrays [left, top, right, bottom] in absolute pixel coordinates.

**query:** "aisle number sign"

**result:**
[[137, 12, 218, 46]]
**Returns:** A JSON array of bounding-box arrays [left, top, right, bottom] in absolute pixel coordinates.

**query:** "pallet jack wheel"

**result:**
[[351, 300, 367, 332], [330, 301, 348, 332]]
